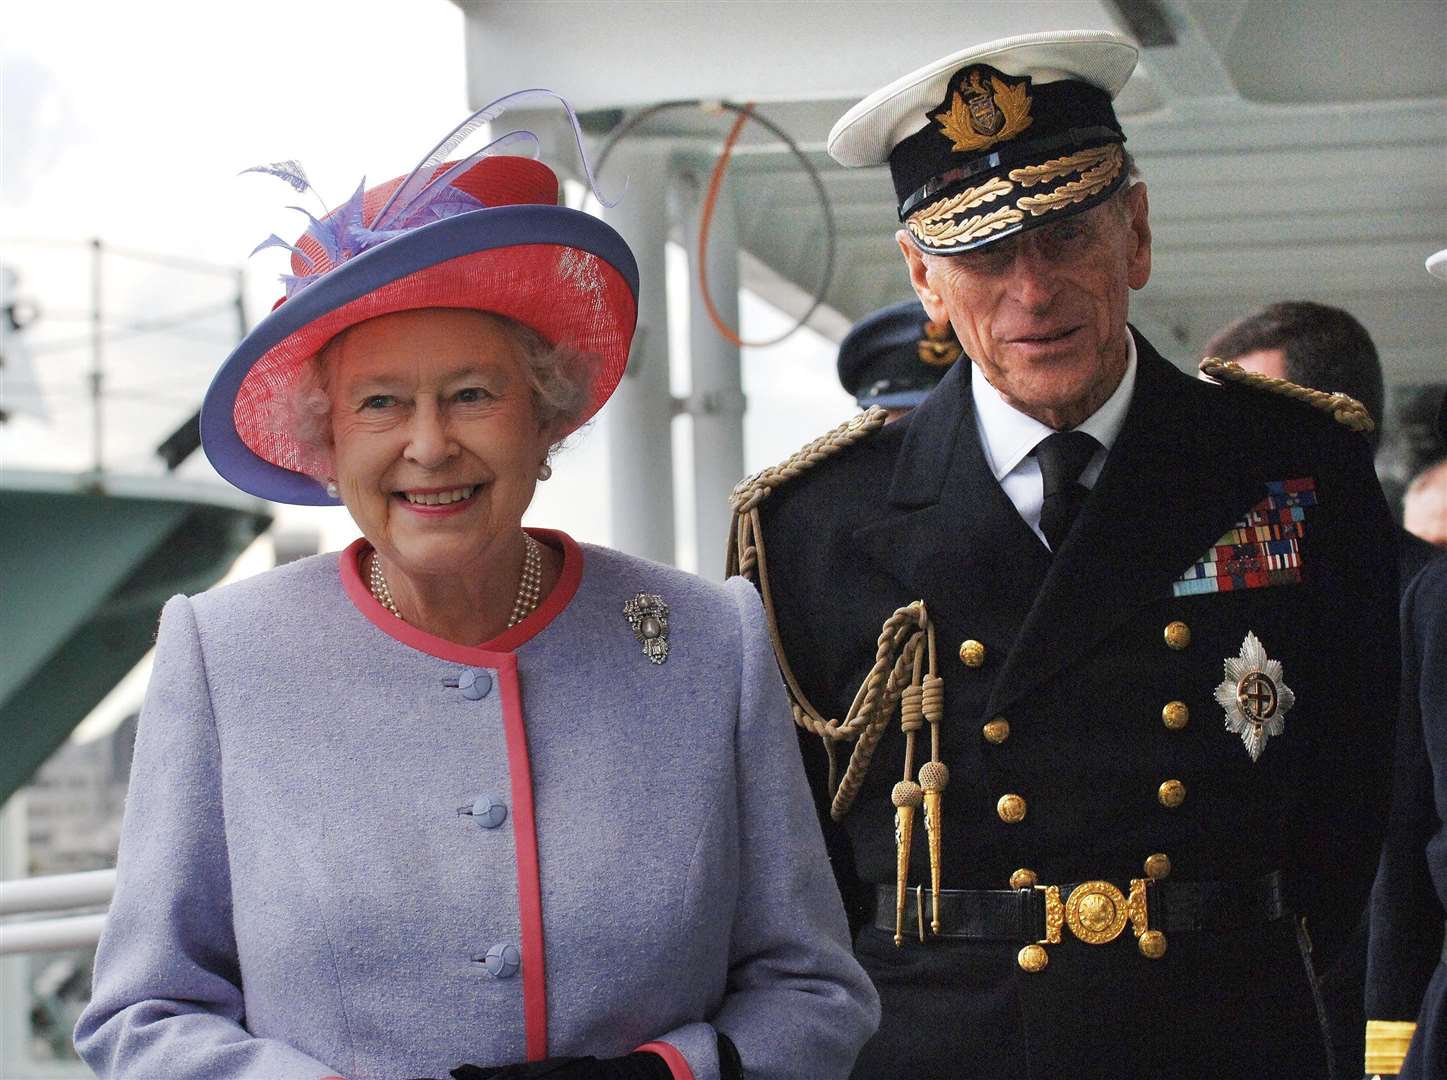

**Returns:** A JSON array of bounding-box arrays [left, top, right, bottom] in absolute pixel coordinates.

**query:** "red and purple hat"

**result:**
[[201, 91, 639, 505]]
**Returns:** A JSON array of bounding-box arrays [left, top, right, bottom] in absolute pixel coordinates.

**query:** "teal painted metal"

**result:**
[[0, 487, 271, 802]]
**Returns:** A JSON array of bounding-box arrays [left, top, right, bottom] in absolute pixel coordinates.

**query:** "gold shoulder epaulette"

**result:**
[[728, 406, 888, 519], [1198, 356, 1375, 434]]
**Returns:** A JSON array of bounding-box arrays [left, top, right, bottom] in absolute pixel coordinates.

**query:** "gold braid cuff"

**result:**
[[1364, 1019, 1417, 1075], [1199, 356, 1376, 434]]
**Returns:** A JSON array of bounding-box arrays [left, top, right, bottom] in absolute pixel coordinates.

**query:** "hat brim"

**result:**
[[201, 205, 638, 505], [1427, 248, 1447, 282], [858, 388, 931, 410]]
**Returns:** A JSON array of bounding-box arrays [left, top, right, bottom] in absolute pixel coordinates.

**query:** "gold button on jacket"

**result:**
[[1017, 944, 1049, 973], [959, 639, 986, 668], [996, 794, 1027, 823], [1138, 930, 1168, 960], [1158, 780, 1187, 809], [1161, 701, 1190, 730]]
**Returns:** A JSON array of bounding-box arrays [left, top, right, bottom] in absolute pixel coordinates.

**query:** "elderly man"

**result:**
[[1367, 244, 1447, 1076], [729, 30, 1399, 1080]]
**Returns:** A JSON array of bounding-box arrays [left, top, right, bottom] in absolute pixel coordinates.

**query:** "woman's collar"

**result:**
[[339, 528, 583, 663]]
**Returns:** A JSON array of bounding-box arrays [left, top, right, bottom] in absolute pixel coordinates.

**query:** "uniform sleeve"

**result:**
[[1288, 430, 1401, 972], [74, 595, 344, 1080], [1365, 560, 1447, 1076], [643, 579, 880, 1080]]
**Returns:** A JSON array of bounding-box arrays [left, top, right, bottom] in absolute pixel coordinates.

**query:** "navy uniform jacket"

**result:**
[[746, 331, 1399, 1080], [1367, 553, 1447, 1078]]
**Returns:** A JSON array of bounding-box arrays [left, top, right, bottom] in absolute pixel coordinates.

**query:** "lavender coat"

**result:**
[[75, 531, 878, 1080]]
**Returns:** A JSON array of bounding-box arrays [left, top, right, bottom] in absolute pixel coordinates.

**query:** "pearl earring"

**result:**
[[538, 463, 553, 482], [325, 480, 339, 499]]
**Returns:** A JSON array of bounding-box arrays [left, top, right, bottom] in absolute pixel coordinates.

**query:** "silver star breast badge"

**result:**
[[1215, 631, 1295, 762]]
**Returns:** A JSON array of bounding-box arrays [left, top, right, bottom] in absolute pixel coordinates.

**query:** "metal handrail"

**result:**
[[0, 869, 115, 915], [0, 869, 114, 955], [0, 914, 109, 955]]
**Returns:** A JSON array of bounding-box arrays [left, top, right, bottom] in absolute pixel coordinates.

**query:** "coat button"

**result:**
[[1009, 868, 1038, 890], [478, 943, 521, 979], [1143, 853, 1172, 880], [459, 795, 507, 829], [458, 668, 493, 701], [1161, 701, 1190, 730], [1158, 780, 1187, 809], [997, 794, 1027, 823], [1017, 944, 1049, 972], [1163, 621, 1191, 651], [1138, 930, 1168, 959], [959, 640, 986, 668], [982, 718, 1011, 744]]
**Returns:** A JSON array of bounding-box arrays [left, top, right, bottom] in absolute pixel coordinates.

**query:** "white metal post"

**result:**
[[601, 142, 677, 565], [680, 174, 745, 581]]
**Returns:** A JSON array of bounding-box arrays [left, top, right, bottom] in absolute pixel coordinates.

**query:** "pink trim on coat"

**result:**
[[635, 1042, 698, 1080], [338, 528, 584, 1060]]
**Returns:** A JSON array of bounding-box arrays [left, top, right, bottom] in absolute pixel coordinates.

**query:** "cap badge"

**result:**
[[1215, 631, 1295, 761], [917, 320, 963, 367], [624, 592, 670, 664], [932, 67, 1033, 154]]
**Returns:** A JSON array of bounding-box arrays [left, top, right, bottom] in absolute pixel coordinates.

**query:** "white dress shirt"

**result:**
[[971, 335, 1138, 549]]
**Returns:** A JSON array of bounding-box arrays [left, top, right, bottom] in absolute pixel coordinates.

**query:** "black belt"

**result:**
[[874, 871, 1286, 943]]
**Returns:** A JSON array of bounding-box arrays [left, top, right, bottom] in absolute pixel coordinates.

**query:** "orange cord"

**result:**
[[696, 103, 757, 349]]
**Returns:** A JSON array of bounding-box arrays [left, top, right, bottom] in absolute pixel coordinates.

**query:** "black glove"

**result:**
[[448, 1052, 671, 1080]]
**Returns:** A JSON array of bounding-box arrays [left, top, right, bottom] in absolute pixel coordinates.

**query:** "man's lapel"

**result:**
[[852, 361, 1052, 641], [986, 333, 1267, 715]]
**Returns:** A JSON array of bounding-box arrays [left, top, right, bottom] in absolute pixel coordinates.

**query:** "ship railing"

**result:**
[[0, 870, 113, 955]]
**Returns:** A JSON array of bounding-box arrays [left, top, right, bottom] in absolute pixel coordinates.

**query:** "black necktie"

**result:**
[[1032, 430, 1101, 552]]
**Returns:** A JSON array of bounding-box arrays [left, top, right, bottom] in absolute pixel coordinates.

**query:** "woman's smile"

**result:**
[[395, 484, 482, 514]]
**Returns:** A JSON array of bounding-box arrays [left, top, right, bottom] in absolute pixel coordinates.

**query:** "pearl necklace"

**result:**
[[367, 534, 544, 629], [508, 533, 544, 628]]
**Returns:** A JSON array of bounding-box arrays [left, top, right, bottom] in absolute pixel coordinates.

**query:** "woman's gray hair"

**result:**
[[275, 310, 600, 480]]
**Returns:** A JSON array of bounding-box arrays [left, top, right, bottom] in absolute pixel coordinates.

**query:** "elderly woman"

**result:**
[[74, 99, 877, 1080]]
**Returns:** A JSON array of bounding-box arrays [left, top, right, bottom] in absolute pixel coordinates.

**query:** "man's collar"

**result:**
[[971, 334, 1138, 481]]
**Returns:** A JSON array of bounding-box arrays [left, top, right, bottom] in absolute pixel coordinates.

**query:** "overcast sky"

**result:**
[[2, 0, 853, 548]]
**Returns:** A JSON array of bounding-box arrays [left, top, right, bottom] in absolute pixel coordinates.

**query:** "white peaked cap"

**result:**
[[1427, 248, 1447, 282], [829, 29, 1140, 168]]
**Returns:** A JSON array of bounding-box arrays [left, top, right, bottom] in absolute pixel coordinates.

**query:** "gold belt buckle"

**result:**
[[1037, 878, 1152, 946]]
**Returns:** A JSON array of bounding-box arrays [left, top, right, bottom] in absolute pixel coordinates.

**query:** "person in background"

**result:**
[[1206, 300, 1439, 586], [1205, 300, 1436, 1073], [1366, 549, 1447, 1079], [1369, 500, 1447, 1080], [729, 29, 1399, 1080], [1368, 247, 1447, 1077], [74, 95, 878, 1080], [837, 299, 963, 423], [1404, 455, 1447, 549]]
